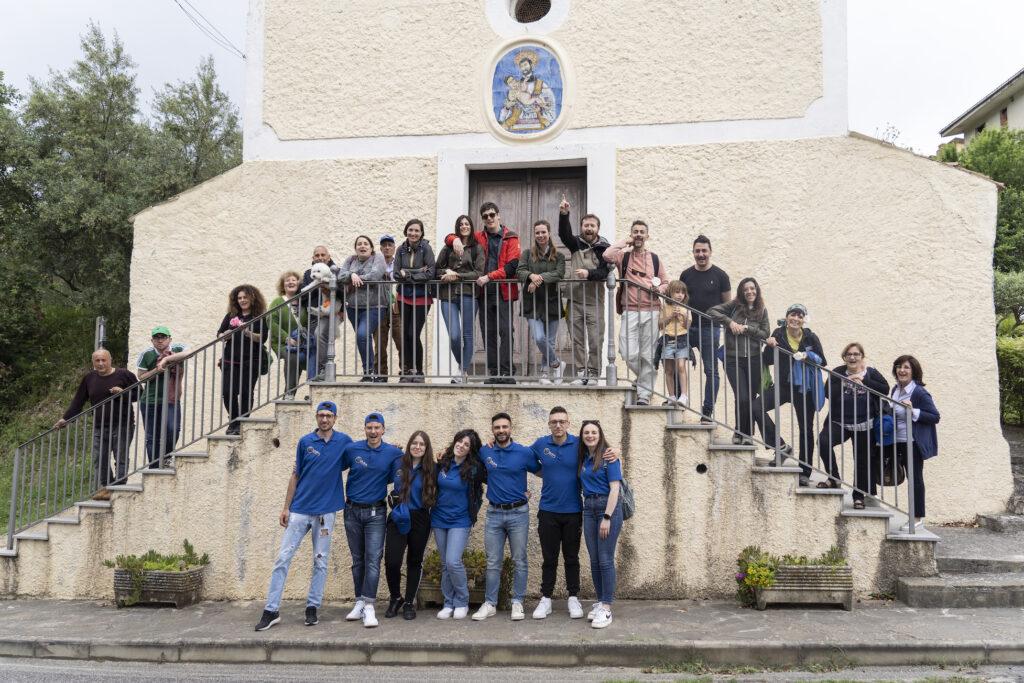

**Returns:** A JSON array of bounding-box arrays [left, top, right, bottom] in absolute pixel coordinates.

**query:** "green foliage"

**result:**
[[103, 539, 209, 606], [958, 128, 1024, 272], [422, 548, 514, 609], [735, 545, 846, 607], [937, 141, 961, 163], [997, 336, 1024, 424], [995, 270, 1024, 335], [995, 188, 1024, 272]]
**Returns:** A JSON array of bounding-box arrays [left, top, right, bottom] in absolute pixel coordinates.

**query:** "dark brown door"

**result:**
[[467, 167, 587, 375]]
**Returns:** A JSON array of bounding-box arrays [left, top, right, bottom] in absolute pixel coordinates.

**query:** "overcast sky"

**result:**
[[2, 1, 1023, 156]]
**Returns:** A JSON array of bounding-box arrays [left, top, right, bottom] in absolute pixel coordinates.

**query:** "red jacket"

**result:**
[[445, 226, 520, 301]]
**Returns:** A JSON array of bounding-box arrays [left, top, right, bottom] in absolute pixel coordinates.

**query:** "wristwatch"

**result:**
[[603, 513, 612, 521]]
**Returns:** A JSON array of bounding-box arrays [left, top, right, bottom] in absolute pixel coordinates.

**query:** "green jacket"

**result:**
[[516, 247, 565, 322], [268, 295, 308, 368]]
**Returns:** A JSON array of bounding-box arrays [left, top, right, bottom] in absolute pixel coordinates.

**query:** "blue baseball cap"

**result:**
[[365, 412, 385, 426], [316, 401, 337, 415], [380, 235, 395, 244], [390, 502, 411, 535]]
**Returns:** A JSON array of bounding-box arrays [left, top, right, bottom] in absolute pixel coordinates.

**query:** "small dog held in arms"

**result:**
[[303, 263, 333, 291]]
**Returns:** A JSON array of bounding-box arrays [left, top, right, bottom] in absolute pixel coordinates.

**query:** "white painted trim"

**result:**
[[243, 0, 847, 162], [486, 0, 571, 37]]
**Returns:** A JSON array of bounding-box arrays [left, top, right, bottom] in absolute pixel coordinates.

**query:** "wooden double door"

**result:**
[[466, 167, 588, 374]]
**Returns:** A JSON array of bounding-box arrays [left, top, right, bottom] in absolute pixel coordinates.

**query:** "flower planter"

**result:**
[[754, 565, 853, 611], [114, 566, 205, 608]]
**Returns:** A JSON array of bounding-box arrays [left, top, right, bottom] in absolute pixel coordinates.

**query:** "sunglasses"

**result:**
[[481, 212, 497, 219], [581, 420, 601, 427]]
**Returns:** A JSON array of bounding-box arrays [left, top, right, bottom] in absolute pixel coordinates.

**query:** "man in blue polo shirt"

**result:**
[[255, 401, 352, 631], [472, 412, 540, 621], [529, 406, 620, 621], [341, 412, 402, 628]]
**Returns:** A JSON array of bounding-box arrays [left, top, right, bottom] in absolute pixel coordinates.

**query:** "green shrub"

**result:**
[[103, 539, 209, 606], [998, 336, 1024, 424], [735, 545, 846, 607]]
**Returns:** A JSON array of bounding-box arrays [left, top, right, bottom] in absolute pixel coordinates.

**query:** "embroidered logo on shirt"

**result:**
[[306, 446, 320, 457], [543, 448, 556, 459], [486, 457, 498, 468], [354, 456, 368, 468]]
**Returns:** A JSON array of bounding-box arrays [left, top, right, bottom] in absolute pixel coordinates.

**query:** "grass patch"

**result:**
[[642, 654, 852, 676]]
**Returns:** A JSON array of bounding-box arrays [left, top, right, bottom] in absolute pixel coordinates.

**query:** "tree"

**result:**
[[995, 270, 1024, 336], [958, 128, 1024, 271], [153, 55, 241, 191]]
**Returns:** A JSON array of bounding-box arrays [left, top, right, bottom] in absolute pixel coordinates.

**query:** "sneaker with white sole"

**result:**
[[551, 363, 563, 384], [899, 520, 924, 532], [453, 606, 469, 619], [567, 596, 584, 619], [345, 600, 365, 621], [677, 393, 688, 407], [587, 603, 600, 621], [510, 602, 525, 620], [254, 609, 280, 631], [539, 373, 552, 385], [437, 607, 454, 619], [472, 602, 496, 620], [362, 603, 378, 628], [532, 597, 552, 619], [570, 377, 587, 386], [591, 606, 612, 629]]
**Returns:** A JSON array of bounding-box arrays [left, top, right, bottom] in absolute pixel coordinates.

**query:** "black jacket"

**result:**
[[393, 239, 436, 299], [761, 326, 826, 386], [824, 365, 890, 424]]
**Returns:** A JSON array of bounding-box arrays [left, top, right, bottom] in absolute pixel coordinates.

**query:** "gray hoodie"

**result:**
[[337, 252, 387, 310]]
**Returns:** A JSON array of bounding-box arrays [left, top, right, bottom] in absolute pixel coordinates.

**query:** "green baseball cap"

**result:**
[[151, 325, 171, 337]]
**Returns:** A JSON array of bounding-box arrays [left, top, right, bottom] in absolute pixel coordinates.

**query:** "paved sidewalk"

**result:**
[[2, 598, 1024, 668]]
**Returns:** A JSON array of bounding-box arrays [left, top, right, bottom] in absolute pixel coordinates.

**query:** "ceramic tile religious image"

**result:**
[[491, 45, 563, 135]]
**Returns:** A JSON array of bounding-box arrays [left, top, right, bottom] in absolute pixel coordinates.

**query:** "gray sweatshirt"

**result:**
[[337, 252, 387, 310]]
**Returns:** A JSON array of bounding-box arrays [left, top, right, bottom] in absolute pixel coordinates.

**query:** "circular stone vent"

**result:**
[[513, 0, 551, 23]]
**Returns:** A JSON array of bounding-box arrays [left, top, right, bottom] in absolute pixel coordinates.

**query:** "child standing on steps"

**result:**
[[659, 280, 690, 406]]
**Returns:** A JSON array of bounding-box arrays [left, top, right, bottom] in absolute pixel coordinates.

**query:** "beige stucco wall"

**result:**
[[0, 386, 931, 601], [616, 134, 1009, 523], [262, 0, 823, 140]]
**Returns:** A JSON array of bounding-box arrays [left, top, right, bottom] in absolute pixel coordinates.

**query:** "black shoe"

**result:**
[[374, 376, 388, 383], [502, 377, 516, 385], [360, 375, 373, 382], [403, 601, 417, 620], [636, 398, 649, 406], [486, 376, 501, 384], [226, 425, 240, 435], [384, 596, 402, 618], [305, 606, 318, 626], [255, 610, 280, 631], [700, 408, 713, 424]]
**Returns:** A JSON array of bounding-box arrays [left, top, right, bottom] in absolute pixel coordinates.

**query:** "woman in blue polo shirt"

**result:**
[[383, 430, 437, 620], [431, 429, 485, 620], [578, 420, 622, 629]]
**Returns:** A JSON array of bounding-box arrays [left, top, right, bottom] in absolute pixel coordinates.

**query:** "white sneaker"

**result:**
[[362, 603, 378, 628], [472, 602, 496, 621], [591, 606, 612, 629], [587, 603, 600, 621], [677, 393, 689, 407], [510, 602, 525, 621], [551, 363, 563, 384], [568, 596, 584, 619], [539, 373, 552, 385], [532, 597, 552, 619], [899, 520, 924, 532], [345, 600, 365, 621], [453, 606, 468, 619], [450, 375, 463, 385], [437, 607, 454, 619]]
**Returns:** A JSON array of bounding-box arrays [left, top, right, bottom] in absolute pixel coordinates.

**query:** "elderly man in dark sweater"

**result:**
[[54, 349, 139, 499]]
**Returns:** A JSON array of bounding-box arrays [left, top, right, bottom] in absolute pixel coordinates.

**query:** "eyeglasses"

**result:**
[[481, 212, 497, 219], [844, 352, 863, 358], [548, 419, 568, 426]]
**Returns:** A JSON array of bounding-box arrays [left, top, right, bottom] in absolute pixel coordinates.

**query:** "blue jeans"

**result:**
[[583, 496, 623, 605], [141, 402, 180, 466], [434, 526, 472, 608], [343, 504, 387, 602], [439, 297, 478, 370], [484, 505, 529, 605], [346, 307, 383, 375], [265, 511, 335, 612], [688, 324, 721, 412], [527, 318, 560, 370]]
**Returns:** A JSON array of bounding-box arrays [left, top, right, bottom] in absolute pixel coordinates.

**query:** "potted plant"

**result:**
[[736, 544, 853, 611], [104, 539, 209, 608], [417, 549, 513, 610]]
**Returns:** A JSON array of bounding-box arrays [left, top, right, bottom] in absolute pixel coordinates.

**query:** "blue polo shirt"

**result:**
[[480, 440, 540, 505], [580, 456, 623, 497], [290, 430, 353, 515], [432, 460, 472, 529], [393, 463, 425, 511], [530, 434, 583, 514], [342, 440, 402, 504]]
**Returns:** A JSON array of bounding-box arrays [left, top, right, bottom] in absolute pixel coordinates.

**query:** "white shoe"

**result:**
[[587, 603, 599, 621], [539, 373, 552, 385], [453, 606, 468, 619], [568, 596, 584, 619], [510, 602, 525, 621], [450, 375, 463, 385], [345, 600, 365, 621], [532, 597, 552, 619], [571, 377, 586, 386], [899, 520, 924, 532], [591, 606, 612, 629], [472, 602, 496, 620], [362, 603, 378, 628], [437, 607, 454, 619], [677, 393, 689, 407], [551, 363, 563, 384]]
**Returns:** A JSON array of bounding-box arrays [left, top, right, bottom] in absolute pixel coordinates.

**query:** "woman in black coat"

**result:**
[[393, 219, 436, 381]]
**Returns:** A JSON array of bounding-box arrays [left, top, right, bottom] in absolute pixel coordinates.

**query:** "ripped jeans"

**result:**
[[264, 511, 336, 612]]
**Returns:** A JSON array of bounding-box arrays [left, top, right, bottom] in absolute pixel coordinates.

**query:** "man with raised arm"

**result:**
[[255, 401, 352, 631], [557, 195, 610, 385], [603, 221, 668, 406]]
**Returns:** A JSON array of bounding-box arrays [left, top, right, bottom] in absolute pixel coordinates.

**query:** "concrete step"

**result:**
[[106, 485, 143, 492], [665, 423, 714, 431], [141, 468, 176, 476], [75, 500, 111, 510], [236, 417, 276, 424], [898, 572, 1024, 608], [0, 547, 17, 557], [173, 451, 208, 459], [930, 525, 1024, 573], [13, 529, 47, 542], [978, 513, 1024, 533], [709, 442, 756, 452], [43, 515, 80, 526]]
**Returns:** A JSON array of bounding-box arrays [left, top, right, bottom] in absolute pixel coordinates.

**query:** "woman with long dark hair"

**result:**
[[435, 215, 485, 383], [708, 277, 770, 443], [393, 219, 436, 382], [517, 219, 566, 383], [383, 430, 438, 620], [890, 355, 940, 531], [431, 429, 485, 620], [217, 284, 268, 435], [577, 419, 622, 629]]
